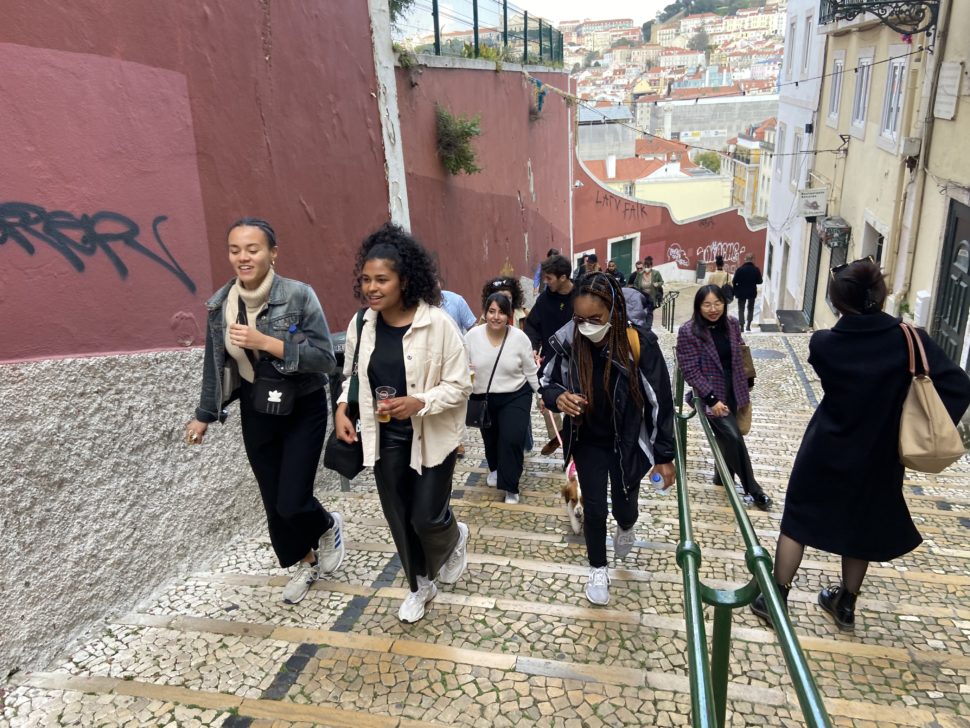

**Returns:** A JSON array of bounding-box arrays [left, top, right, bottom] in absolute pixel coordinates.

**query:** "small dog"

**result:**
[[560, 460, 584, 535]]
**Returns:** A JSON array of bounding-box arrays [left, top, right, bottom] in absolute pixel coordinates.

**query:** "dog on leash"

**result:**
[[561, 460, 584, 534]]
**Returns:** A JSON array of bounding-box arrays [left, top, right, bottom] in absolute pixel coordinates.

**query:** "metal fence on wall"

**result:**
[[391, 0, 564, 65]]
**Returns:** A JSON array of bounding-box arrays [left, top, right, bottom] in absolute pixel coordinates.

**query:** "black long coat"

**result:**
[[781, 312, 970, 562]]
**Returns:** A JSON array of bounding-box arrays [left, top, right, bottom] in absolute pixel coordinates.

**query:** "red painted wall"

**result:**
[[572, 160, 766, 278], [0, 1, 387, 361], [397, 64, 570, 312]]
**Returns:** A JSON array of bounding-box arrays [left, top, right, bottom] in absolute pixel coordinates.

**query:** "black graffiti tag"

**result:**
[[0, 202, 196, 293], [593, 189, 652, 222]]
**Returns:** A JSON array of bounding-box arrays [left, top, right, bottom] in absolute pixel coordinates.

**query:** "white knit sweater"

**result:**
[[464, 325, 539, 395]]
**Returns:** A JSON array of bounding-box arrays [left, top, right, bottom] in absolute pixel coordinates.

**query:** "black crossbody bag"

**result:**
[[466, 327, 508, 430], [238, 296, 298, 416], [323, 310, 366, 479]]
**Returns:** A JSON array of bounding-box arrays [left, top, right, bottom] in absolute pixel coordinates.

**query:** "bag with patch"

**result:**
[[237, 296, 297, 415]]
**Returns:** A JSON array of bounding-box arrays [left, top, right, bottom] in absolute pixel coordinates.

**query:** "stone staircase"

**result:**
[[3, 332, 969, 727]]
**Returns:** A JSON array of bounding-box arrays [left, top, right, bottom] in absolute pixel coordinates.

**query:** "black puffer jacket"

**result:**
[[539, 322, 675, 493]]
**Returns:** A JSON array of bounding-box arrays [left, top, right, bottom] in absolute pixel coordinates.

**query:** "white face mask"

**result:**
[[578, 320, 611, 343]]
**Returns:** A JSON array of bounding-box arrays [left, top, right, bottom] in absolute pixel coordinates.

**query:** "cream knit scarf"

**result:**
[[225, 269, 275, 383]]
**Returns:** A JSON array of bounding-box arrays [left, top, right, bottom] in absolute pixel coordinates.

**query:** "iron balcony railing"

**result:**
[[672, 367, 832, 727], [391, 0, 563, 65]]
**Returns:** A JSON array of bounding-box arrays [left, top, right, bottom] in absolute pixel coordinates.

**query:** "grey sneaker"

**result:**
[[398, 576, 437, 623], [504, 492, 520, 505], [282, 560, 320, 604], [486, 471, 498, 487], [437, 522, 469, 584], [614, 525, 636, 560], [317, 512, 345, 574], [585, 566, 610, 605]]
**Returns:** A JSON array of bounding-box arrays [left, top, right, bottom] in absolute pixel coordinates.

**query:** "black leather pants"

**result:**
[[708, 412, 763, 497], [373, 442, 459, 591]]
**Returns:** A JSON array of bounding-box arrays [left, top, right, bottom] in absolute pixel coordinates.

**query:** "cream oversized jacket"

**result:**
[[338, 300, 471, 473]]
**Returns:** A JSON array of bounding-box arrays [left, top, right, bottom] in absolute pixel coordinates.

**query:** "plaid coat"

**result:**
[[676, 316, 749, 411]]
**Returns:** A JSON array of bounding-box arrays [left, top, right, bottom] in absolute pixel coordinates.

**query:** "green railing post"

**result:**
[[432, 0, 441, 55], [523, 12, 528, 64], [502, 0, 508, 48], [710, 606, 733, 727], [538, 18, 543, 62], [472, 0, 479, 57]]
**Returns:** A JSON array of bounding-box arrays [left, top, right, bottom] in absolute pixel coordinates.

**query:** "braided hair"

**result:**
[[573, 272, 643, 415]]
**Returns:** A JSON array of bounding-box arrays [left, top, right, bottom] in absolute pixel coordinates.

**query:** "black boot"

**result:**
[[750, 581, 790, 625], [818, 584, 858, 630]]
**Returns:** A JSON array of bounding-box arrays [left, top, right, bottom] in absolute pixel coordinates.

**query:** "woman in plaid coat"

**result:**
[[676, 285, 771, 510]]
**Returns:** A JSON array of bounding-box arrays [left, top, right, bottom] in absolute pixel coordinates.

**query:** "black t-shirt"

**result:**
[[579, 346, 617, 446], [368, 313, 413, 444]]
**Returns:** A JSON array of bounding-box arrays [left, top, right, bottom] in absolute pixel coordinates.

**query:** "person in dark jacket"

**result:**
[[525, 254, 575, 455], [540, 273, 676, 606], [606, 259, 626, 286], [751, 259, 970, 631], [732, 253, 762, 331], [676, 285, 771, 509]]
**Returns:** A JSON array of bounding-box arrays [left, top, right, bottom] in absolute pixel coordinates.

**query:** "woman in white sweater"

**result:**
[[464, 293, 539, 504]]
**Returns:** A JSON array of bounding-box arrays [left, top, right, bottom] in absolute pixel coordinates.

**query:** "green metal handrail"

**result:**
[[672, 367, 832, 728]]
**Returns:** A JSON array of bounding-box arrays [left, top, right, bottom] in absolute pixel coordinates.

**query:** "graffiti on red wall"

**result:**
[[695, 240, 747, 272], [594, 189, 657, 223], [0, 202, 196, 293], [666, 244, 691, 268]]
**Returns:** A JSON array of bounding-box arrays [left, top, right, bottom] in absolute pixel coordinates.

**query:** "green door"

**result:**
[[612, 238, 635, 279]]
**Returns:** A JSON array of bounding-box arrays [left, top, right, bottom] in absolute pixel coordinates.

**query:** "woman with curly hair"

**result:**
[[480, 276, 529, 329], [333, 223, 472, 623], [540, 273, 676, 605]]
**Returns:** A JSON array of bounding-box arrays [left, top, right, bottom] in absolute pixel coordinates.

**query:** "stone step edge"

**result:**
[[166, 577, 970, 671], [89, 615, 968, 728], [8, 671, 438, 728]]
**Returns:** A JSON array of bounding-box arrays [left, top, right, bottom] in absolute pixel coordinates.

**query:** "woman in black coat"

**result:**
[[752, 259, 970, 630]]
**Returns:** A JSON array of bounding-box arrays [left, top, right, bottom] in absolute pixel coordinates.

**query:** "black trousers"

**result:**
[[373, 443, 459, 591], [481, 386, 532, 494], [240, 383, 333, 568], [737, 297, 755, 329], [708, 412, 762, 497], [572, 442, 640, 568]]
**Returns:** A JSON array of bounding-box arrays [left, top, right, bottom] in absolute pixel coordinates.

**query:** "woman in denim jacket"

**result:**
[[185, 217, 343, 607]]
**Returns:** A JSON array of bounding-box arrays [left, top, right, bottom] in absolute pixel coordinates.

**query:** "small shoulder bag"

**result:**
[[466, 327, 509, 429], [238, 296, 297, 416], [323, 310, 367, 479]]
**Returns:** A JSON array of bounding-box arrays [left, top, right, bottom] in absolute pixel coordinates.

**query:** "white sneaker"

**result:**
[[437, 521, 469, 584], [317, 512, 345, 574], [398, 575, 437, 623], [585, 566, 611, 605], [613, 525, 636, 560], [486, 471, 498, 487], [504, 492, 520, 505], [282, 560, 320, 604]]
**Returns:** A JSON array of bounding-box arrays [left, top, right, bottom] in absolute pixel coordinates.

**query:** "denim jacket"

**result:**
[[194, 275, 336, 423]]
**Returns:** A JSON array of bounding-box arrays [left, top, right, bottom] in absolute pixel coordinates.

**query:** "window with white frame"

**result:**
[[828, 58, 844, 121], [775, 122, 786, 178], [851, 55, 873, 130], [790, 131, 802, 189], [785, 19, 797, 79], [880, 55, 907, 141], [801, 15, 813, 75]]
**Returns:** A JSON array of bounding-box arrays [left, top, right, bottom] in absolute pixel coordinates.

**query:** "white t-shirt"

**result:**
[[464, 325, 540, 396]]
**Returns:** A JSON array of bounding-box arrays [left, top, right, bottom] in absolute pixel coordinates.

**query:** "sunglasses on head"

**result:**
[[492, 279, 512, 288], [830, 255, 875, 278]]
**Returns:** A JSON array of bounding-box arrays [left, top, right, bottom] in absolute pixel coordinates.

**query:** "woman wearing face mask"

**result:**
[[185, 218, 342, 607], [676, 285, 771, 510], [333, 223, 472, 624], [540, 273, 676, 605], [464, 293, 539, 504]]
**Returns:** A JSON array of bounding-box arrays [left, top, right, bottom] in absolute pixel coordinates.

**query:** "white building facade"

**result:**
[[763, 0, 825, 325]]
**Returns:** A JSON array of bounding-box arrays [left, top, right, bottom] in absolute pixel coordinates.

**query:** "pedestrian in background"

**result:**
[[751, 258, 970, 630], [676, 284, 771, 510], [630, 259, 646, 290], [525, 254, 576, 456], [706, 255, 732, 296], [185, 217, 343, 606], [540, 273, 676, 605], [639, 256, 664, 330], [606, 259, 626, 286], [732, 253, 762, 332], [621, 284, 650, 328], [533, 248, 559, 297], [465, 293, 539, 504], [440, 288, 477, 335], [333, 223, 472, 624]]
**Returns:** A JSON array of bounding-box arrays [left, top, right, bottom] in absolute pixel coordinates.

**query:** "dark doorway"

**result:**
[[933, 200, 970, 368]]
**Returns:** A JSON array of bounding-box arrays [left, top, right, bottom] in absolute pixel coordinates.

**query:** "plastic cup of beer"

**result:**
[[375, 386, 396, 423]]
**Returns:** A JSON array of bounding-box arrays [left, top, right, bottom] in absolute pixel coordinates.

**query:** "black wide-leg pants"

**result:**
[[373, 443, 459, 592], [481, 386, 532, 495], [240, 383, 333, 568]]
